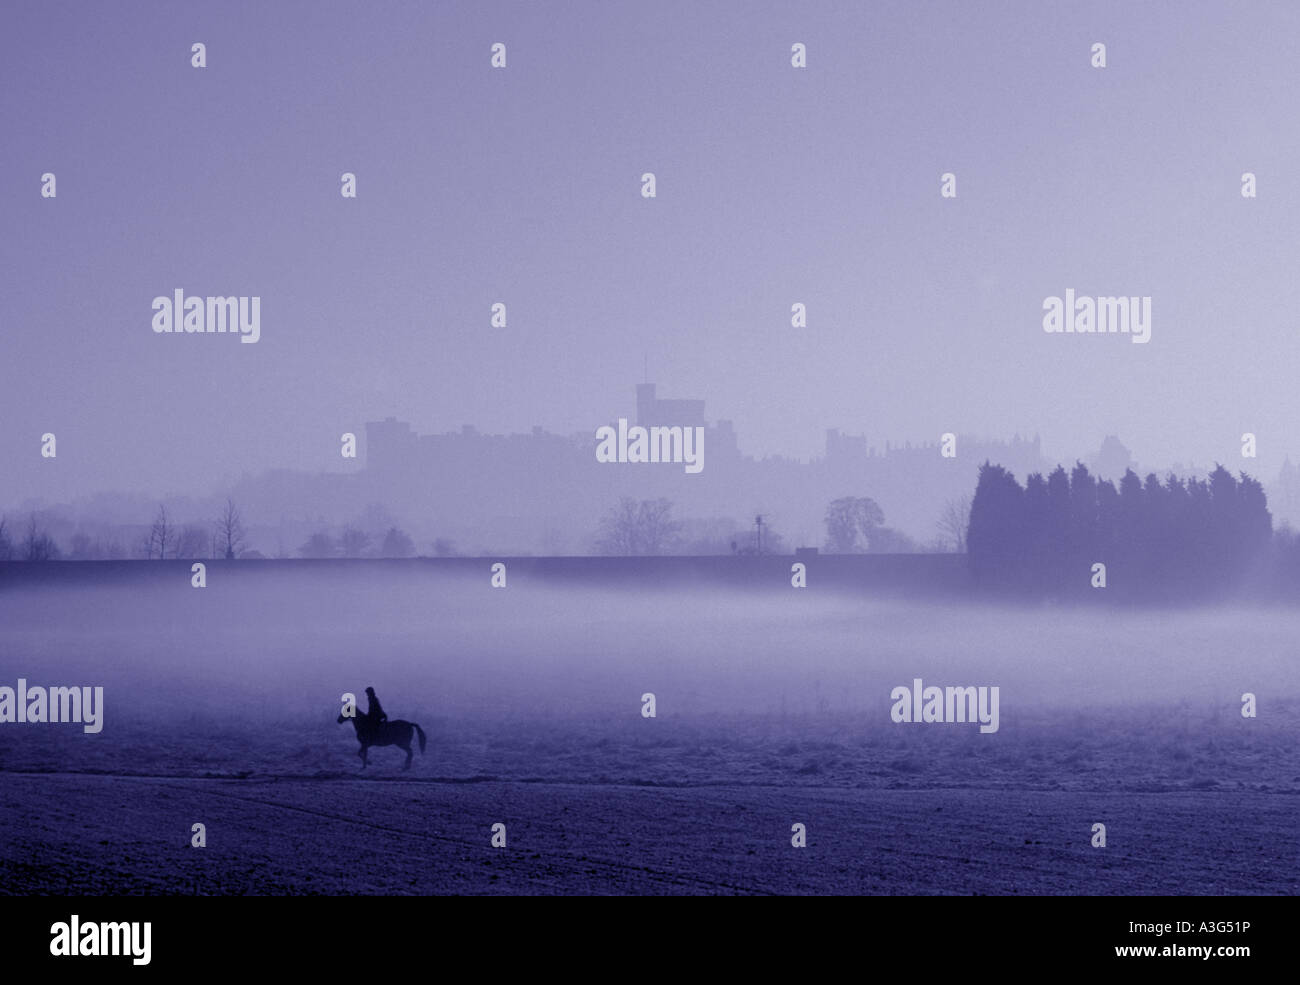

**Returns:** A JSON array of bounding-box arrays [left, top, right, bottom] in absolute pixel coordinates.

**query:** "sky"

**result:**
[[3, 0, 1300, 507]]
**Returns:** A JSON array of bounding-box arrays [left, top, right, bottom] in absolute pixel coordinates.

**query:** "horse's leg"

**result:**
[[394, 728, 411, 770], [360, 743, 368, 768]]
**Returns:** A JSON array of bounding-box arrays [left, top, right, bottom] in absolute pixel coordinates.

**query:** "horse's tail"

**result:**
[[412, 722, 427, 753]]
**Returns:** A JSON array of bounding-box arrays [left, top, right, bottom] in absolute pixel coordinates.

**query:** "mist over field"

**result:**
[[1, 562, 1296, 726]]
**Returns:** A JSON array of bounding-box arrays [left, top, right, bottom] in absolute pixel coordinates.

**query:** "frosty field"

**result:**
[[0, 561, 1295, 895]]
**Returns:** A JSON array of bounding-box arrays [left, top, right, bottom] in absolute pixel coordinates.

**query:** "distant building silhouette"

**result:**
[[357, 384, 1052, 554], [636, 383, 705, 427]]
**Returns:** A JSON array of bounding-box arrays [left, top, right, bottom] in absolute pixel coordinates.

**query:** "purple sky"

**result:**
[[3, 0, 1299, 506]]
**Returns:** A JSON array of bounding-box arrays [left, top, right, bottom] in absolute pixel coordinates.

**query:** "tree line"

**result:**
[[0, 498, 250, 561], [968, 461, 1273, 596], [592, 494, 970, 556], [0, 496, 448, 561]]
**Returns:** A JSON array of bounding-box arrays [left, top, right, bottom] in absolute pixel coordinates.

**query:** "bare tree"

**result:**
[[299, 531, 338, 558], [596, 498, 681, 555], [380, 527, 415, 557], [638, 499, 680, 555], [148, 504, 172, 559], [174, 523, 208, 559], [22, 513, 60, 561], [824, 496, 885, 553], [0, 515, 11, 560], [215, 497, 245, 560], [937, 496, 972, 553], [340, 526, 371, 558], [597, 498, 641, 554]]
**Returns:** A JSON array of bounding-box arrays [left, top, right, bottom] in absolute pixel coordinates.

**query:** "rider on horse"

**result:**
[[339, 686, 426, 770], [365, 686, 388, 728]]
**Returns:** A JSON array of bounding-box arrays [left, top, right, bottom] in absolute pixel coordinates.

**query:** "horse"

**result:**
[[337, 711, 427, 770]]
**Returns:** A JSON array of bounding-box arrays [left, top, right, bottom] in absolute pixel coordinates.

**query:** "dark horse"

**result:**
[[337, 710, 427, 770]]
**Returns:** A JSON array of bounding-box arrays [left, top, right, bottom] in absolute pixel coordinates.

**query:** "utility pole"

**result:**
[[754, 514, 764, 555]]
